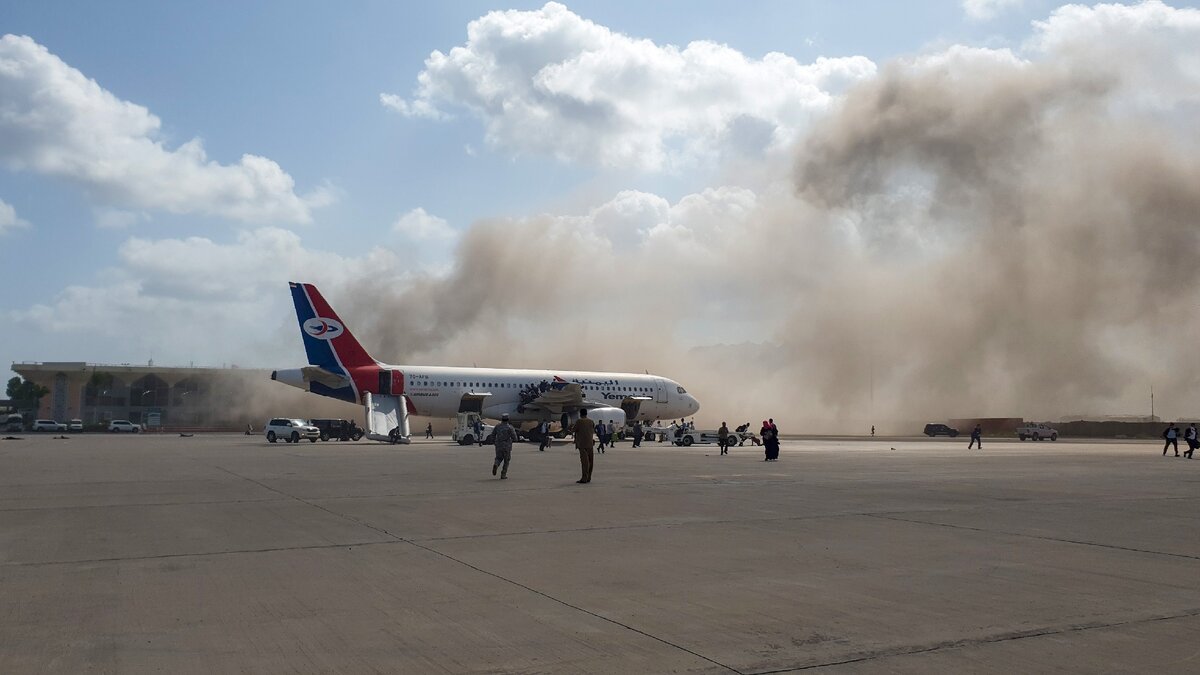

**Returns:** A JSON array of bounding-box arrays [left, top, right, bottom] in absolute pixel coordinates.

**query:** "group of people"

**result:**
[[595, 419, 621, 452], [715, 419, 779, 459], [517, 380, 555, 406], [1162, 422, 1198, 458], [490, 412, 783, 482], [488, 410, 609, 482]]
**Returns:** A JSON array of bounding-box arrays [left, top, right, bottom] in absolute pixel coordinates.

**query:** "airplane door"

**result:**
[[654, 378, 668, 404], [378, 370, 391, 395]]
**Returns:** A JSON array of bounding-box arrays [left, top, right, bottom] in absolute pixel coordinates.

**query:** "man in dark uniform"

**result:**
[[491, 414, 518, 479], [572, 409, 596, 484], [968, 424, 982, 450]]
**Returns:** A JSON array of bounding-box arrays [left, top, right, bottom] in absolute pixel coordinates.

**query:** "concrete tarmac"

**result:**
[[2, 433, 1198, 673]]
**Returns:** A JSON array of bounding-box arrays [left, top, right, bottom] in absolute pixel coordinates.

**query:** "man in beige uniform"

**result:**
[[572, 409, 596, 484]]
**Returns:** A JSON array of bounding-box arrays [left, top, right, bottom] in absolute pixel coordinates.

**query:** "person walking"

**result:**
[[595, 419, 607, 453], [491, 414, 518, 479], [1185, 423, 1197, 459], [761, 420, 780, 461], [1163, 422, 1180, 457], [474, 418, 485, 447], [871, 425, 875, 437], [968, 424, 982, 450], [573, 409, 596, 483], [538, 420, 551, 451], [632, 420, 643, 448], [425, 422, 433, 439], [718, 422, 730, 455], [608, 420, 618, 448]]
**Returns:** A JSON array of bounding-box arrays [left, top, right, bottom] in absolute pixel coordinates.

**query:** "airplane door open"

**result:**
[[377, 370, 404, 396]]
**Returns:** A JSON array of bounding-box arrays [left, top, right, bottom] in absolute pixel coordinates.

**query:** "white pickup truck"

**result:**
[[1017, 423, 1058, 441]]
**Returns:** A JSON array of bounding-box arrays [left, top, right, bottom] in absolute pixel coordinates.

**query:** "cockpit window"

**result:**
[[676, 386, 687, 394]]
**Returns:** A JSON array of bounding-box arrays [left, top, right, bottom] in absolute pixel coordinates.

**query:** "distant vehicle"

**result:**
[[33, 419, 67, 432], [308, 418, 364, 442], [68, 419, 84, 433], [108, 420, 142, 433], [1017, 423, 1058, 441], [923, 423, 959, 438], [265, 418, 319, 443], [4, 413, 23, 432]]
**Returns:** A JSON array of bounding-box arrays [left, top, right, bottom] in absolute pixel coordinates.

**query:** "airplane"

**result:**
[[271, 282, 700, 442]]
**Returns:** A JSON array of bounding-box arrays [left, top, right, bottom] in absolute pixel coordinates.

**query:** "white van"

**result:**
[[4, 414, 23, 432]]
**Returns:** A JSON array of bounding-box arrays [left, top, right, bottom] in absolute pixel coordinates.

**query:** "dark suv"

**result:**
[[923, 423, 959, 437], [308, 418, 364, 442]]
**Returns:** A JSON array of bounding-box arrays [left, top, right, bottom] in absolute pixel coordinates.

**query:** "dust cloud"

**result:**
[[338, 17, 1200, 432]]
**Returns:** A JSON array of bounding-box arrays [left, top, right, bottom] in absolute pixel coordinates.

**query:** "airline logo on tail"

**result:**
[[288, 281, 380, 403], [303, 318, 344, 340]]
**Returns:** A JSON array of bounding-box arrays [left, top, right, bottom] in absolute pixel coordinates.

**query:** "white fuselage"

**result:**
[[393, 364, 699, 422]]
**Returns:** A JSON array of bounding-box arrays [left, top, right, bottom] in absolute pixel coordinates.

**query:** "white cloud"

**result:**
[[9, 227, 407, 366], [0, 34, 330, 224], [0, 198, 30, 233], [963, 0, 1024, 21], [392, 207, 457, 241], [1028, 1, 1200, 109], [381, 2, 875, 171]]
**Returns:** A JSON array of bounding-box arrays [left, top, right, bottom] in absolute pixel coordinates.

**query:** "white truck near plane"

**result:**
[[1016, 423, 1059, 441]]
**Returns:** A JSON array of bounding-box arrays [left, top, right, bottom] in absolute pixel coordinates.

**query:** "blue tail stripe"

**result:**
[[289, 282, 346, 376]]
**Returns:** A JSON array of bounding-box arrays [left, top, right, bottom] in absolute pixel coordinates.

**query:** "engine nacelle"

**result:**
[[582, 406, 626, 429]]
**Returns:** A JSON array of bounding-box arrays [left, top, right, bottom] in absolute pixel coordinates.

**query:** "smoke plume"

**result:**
[[341, 3, 1200, 431]]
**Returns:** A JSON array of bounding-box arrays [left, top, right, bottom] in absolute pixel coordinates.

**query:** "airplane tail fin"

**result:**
[[288, 282, 378, 373]]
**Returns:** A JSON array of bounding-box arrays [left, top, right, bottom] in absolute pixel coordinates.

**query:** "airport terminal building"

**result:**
[[10, 361, 357, 430]]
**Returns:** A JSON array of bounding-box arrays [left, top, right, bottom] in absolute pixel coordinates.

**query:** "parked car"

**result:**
[[1017, 423, 1058, 441], [68, 419, 84, 433], [308, 418, 364, 442], [923, 423, 959, 437], [265, 418, 320, 443], [33, 419, 67, 432], [108, 420, 142, 433], [4, 413, 23, 432]]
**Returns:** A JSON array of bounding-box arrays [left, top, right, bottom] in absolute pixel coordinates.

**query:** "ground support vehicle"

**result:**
[[1017, 423, 1059, 441], [451, 412, 495, 446], [265, 418, 320, 443], [309, 418, 364, 442], [640, 425, 673, 443], [672, 429, 727, 447]]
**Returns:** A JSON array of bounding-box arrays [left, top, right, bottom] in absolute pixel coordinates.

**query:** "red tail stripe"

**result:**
[[302, 284, 379, 398]]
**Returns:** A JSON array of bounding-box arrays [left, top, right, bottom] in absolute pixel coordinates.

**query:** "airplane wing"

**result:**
[[522, 386, 654, 415], [300, 366, 352, 390], [520, 382, 585, 413]]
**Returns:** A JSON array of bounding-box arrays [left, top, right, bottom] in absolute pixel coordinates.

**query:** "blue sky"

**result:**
[[2, 1, 1200, 421]]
